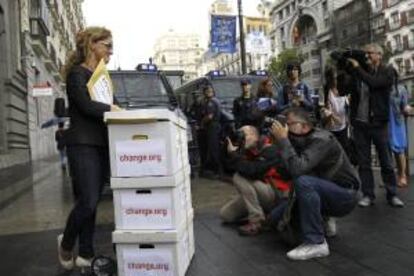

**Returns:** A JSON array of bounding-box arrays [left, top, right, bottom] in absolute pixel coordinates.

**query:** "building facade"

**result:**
[[0, 0, 29, 169], [153, 30, 204, 82], [269, 0, 354, 92], [0, 0, 83, 169], [383, 0, 414, 92], [199, 0, 272, 76]]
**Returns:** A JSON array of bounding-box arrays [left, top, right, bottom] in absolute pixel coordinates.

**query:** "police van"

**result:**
[[174, 70, 275, 115], [110, 64, 179, 109]]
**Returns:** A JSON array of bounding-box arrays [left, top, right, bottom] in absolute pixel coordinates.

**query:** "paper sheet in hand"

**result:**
[[86, 59, 113, 105]]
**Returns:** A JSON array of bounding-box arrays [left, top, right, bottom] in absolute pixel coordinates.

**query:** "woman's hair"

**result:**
[[62, 26, 112, 78], [323, 67, 337, 106], [256, 78, 273, 98]]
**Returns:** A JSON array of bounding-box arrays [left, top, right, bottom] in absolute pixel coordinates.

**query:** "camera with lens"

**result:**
[[228, 128, 245, 146], [263, 114, 287, 128], [330, 48, 369, 72]]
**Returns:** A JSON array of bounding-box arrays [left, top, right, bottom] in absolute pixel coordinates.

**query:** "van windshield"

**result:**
[[111, 72, 170, 107]]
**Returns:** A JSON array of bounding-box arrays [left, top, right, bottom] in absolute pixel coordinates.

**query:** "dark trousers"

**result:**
[[353, 123, 397, 200], [205, 123, 222, 174], [197, 128, 208, 172], [61, 145, 109, 258], [270, 176, 357, 244]]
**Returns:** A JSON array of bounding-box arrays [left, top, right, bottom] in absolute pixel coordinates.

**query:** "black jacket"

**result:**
[[232, 96, 257, 127], [277, 128, 360, 190], [350, 64, 394, 124], [64, 66, 111, 147]]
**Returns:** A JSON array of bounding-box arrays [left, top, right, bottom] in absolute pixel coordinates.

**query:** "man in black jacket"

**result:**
[[232, 79, 257, 128], [220, 125, 290, 236], [270, 108, 359, 260], [347, 43, 404, 207]]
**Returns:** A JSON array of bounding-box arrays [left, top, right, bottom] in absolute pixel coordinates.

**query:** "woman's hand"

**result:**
[[110, 104, 123, 112]]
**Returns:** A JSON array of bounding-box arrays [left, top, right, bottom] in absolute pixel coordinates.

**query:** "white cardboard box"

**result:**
[[113, 222, 189, 276], [111, 167, 191, 230], [105, 109, 188, 177]]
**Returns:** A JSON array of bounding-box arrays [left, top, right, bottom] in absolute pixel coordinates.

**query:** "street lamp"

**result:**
[[237, 0, 247, 74]]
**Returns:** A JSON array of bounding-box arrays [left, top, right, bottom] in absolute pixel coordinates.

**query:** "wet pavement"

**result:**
[[0, 157, 413, 275]]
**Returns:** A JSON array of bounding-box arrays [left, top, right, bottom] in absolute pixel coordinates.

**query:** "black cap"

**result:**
[[240, 79, 251, 86]]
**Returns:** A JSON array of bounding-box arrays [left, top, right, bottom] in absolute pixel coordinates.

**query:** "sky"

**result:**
[[82, 0, 261, 70]]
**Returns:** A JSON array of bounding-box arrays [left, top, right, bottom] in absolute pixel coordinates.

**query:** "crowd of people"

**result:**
[[191, 43, 412, 261], [56, 24, 412, 270]]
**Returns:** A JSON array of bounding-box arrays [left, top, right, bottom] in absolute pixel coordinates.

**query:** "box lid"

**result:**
[[111, 165, 191, 188], [112, 217, 188, 243], [104, 108, 187, 129]]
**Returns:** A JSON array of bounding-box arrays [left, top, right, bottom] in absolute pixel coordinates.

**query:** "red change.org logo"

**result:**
[[119, 154, 162, 163], [127, 262, 170, 272], [125, 208, 168, 217]]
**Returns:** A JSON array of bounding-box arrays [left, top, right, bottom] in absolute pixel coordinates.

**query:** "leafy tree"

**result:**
[[268, 48, 303, 84]]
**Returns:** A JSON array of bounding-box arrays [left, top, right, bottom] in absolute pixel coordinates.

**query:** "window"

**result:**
[[278, 10, 283, 20], [394, 34, 402, 51], [322, 1, 328, 14], [342, 29, 348, 39]]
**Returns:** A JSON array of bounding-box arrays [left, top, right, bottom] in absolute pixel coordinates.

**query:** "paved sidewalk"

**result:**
[[0, 157, 413, 275]]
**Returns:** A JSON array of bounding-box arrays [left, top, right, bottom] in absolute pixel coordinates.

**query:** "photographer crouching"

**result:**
[[269, 108, 359, 260], [341, 44, 404, 207], [220, 125, 290, 236]]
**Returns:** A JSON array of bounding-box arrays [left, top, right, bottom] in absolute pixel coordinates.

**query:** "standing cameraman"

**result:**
[[347, 43, 404, 207]]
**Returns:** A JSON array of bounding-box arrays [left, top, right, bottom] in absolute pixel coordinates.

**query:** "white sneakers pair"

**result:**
[[57, 234, 93, 270]]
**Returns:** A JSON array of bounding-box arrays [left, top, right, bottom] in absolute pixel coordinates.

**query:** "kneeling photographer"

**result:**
[[269, 108, 359, 261], [220, 125, 290, 236]]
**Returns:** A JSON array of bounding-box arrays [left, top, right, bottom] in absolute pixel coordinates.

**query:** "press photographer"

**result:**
[[220, 125, 290, 236], [335, 43, 404, 208], [269, 108, 359, 261]]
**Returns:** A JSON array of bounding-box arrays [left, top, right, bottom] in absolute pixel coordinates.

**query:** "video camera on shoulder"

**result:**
[[330, 48, 369, 71]]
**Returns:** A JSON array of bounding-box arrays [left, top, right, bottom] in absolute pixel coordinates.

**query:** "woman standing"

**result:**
[[321, 68, 350, 154], [57, 27, 121, 270], [389, 69, 412, 187]]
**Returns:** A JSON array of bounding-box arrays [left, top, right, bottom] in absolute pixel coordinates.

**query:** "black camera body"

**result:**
[[229, 128, 245, 146], [330, 49, 369, 72], [263, 114, 287, 128]]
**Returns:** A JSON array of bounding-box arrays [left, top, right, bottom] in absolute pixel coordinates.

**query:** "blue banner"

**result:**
[[210, 15, 237, 54]]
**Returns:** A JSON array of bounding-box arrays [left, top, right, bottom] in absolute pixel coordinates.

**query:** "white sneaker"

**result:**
[[286, 240, 330, 261], [57, 234, 74, 270], [75, 256, 93, 268], [324, 217, 337, 237], [358, 196, 373, 207]]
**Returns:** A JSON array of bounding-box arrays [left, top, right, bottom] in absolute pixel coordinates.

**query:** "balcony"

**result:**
[[30, 18, 49, 57], [44, 45, 58, 73]]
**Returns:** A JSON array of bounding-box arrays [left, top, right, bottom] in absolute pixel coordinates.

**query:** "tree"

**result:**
[[268, 48, 302, 84]]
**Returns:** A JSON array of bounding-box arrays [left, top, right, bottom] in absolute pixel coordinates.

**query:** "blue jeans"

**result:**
[[270, 175, 357, 244]]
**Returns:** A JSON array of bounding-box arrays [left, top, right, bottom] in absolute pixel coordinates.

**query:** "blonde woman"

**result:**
[[57, 27, 121, 270]]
